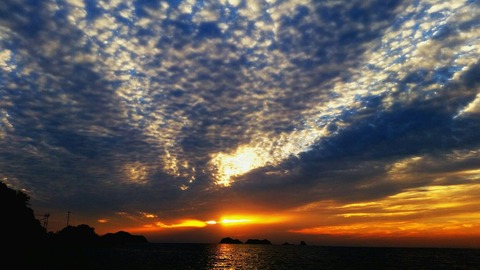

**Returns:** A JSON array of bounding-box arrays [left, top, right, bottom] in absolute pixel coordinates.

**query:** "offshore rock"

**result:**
[[245, 239, 272, 245], [219, 237, 243, 244]]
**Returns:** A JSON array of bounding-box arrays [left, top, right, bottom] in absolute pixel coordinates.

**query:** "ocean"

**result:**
[[43, 243, 480, 270]]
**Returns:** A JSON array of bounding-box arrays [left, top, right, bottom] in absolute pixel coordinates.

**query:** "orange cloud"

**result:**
[[289, 183, 480, 247]]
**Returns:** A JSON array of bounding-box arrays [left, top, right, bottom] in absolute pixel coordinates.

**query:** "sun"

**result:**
[[208, 214, 288, 226]]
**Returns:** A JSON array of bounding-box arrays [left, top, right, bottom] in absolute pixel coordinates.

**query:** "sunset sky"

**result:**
[[1, 0, 479, 248]]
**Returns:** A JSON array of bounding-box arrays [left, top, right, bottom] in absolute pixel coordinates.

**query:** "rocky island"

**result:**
[[245, 239, 272, 245], [219, 237, 243, 244], [219, 237, 272, 245]]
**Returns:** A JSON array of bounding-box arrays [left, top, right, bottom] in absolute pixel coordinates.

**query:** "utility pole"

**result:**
[[66, 211, 71, 227], [43, 213, 50, 231]]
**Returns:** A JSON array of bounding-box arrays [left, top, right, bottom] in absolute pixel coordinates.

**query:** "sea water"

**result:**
[[49, 243, 480, 270]]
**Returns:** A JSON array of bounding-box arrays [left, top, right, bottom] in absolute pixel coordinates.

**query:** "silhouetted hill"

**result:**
[[100, 230, 148, 245], [52, 224, 100, 246], [245, 239, 272, 245], [49, 224, 149, 246], [219, 237, 243, 244]]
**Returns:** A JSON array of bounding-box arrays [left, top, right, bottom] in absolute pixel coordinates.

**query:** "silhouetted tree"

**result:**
[[0, 181, 46, 266], [0, 181, 46, 244]]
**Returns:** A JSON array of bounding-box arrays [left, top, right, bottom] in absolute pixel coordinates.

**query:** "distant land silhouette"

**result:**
[[220, 236, 308, 246], [52, 224, 148, 246]]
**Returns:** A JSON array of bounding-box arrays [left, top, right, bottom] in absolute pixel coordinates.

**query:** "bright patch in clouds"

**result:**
[[210, 145, 271, 186]]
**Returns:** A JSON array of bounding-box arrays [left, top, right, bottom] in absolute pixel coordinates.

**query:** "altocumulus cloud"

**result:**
[[0, 0, 479, 232]]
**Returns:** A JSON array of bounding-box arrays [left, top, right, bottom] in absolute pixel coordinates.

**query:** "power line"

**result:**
[[37, 213, 50, 231]]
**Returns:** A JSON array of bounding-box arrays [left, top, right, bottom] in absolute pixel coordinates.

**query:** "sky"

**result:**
[[1, 0, 479, 248]]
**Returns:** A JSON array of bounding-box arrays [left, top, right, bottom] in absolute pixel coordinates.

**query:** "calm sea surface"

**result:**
[[50, 243, 480, 270]]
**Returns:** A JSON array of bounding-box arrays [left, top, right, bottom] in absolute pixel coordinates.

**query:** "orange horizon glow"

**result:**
[[125, 182, 478, 248], [123, 214, 290, 234], [87, 182, 480, 248]]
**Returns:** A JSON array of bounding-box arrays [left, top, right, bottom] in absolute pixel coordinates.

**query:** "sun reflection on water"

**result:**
[[211, 244, 237, 269], [210, 244, 267, 269]]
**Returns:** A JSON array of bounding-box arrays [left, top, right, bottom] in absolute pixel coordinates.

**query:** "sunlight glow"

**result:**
[[129, 214, 289, 233], [215, 214, 288, 226], [220, 218, 251, 224], [209, 126, 328, 186], [210, 145, 270, 186], [156, 219, 207, 228]]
